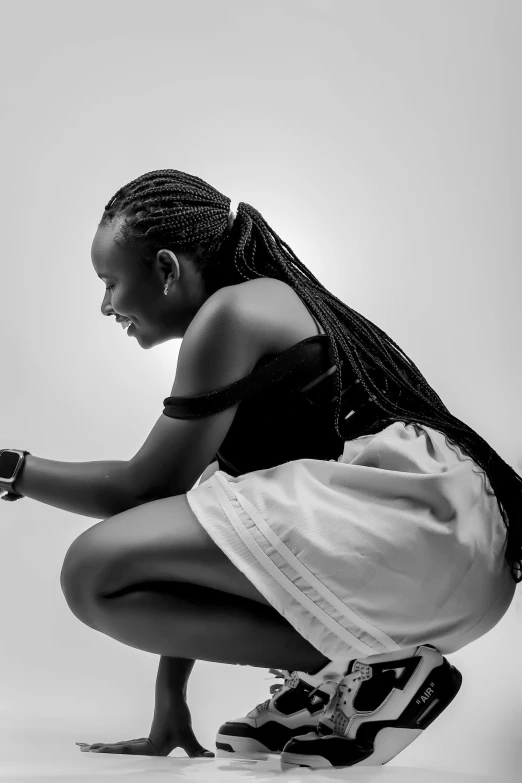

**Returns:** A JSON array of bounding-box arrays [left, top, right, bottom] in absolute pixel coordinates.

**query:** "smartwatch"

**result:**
[[0, 449, 31, 499]]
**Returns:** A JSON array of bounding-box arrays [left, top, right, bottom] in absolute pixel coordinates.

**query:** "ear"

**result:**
[[156, 248, 180, 283]]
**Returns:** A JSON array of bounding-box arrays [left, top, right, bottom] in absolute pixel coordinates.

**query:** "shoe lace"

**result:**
[[255, 668, 297, 714], [318, 664, 372, 736]]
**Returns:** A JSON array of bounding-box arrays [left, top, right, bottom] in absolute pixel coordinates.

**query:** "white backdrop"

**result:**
[[0, 0, 520, 780]]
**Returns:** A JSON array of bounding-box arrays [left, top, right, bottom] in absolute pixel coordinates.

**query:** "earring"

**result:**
[[164, 284, 168, 296]]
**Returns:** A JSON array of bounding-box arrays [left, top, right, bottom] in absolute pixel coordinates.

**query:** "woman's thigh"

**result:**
[[60, 493, 272, 610]]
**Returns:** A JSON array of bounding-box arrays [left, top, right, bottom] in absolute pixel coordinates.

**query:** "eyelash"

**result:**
[[106, 286, 114, 292]]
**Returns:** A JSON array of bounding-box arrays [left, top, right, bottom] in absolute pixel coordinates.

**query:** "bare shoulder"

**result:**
[[182, 277, 325, 382], [172, 277, 324, 401], [227, 277, 326, 356]]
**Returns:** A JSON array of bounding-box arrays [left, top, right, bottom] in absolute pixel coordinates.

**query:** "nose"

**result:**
[[101, 291, 113, 318]]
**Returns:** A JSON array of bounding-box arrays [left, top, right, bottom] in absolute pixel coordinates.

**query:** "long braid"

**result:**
[[101, 169, 522, 584]]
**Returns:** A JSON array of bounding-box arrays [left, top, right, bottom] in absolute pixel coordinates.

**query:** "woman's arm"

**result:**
[[9, 455, 220, 520], [11, 456, 141, 519], [197, 459, 219, 486]]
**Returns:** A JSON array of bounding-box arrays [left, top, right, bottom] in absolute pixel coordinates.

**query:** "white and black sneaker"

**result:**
[[280, 644, 462, 770], [215, 658, 351, 759]]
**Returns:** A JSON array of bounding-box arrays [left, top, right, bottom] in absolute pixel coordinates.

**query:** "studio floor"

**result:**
[[0, 757, 518, 783], [0, 731, 517, 783]]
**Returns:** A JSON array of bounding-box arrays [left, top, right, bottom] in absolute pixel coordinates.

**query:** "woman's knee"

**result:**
[[60, 528, 105, 621]]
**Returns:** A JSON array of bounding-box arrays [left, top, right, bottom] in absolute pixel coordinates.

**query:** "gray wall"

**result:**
[[0, 0, 520, 778]]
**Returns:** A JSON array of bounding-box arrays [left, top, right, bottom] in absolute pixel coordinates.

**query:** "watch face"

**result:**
[[0, 451, 20, 481]]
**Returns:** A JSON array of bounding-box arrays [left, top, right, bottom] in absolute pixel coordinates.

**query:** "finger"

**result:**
[[93, 741, 154, 755], [88, 738, 144, 749], [181, 732, 215, 758]]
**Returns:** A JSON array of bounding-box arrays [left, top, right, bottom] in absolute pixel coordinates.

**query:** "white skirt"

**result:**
[[186, 422, 515, 661]]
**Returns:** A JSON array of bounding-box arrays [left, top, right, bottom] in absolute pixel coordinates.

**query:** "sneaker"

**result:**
[[215, 658, 351, 759], [280, 644, 462, 770]]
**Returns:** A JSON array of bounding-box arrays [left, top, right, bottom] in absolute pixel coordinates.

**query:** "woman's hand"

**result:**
[[76, 692, 214, 757], [76, 738, 158, 755]]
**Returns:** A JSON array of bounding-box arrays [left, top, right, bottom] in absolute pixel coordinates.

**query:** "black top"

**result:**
[[162, 334, 386, 477]]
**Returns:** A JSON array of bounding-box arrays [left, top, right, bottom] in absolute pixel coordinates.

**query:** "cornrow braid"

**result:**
[[100, 169, 522, 584]]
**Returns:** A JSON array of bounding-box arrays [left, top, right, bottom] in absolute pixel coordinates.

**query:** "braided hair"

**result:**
[[100, 168, 522, 584]]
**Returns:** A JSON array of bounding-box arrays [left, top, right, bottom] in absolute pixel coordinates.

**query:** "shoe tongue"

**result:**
[[297, 658, 351, 688]]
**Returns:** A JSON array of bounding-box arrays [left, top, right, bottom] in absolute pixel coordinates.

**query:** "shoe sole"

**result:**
[[281, 661, 463, 770], [215, 718, 320, 759], [217, 730, 289, 759]]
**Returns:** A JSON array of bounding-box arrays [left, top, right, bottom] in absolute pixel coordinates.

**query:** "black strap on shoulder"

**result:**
[[163, 335, 331, 419]]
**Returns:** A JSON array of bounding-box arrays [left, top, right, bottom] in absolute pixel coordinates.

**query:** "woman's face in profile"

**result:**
[[91, 221, 210, 348]]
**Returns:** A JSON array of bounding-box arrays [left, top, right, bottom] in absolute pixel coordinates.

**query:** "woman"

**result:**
[[1, 169, 519, 771]]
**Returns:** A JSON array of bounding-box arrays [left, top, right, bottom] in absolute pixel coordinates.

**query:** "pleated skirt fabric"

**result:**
[[186, 422, 515, 662]]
